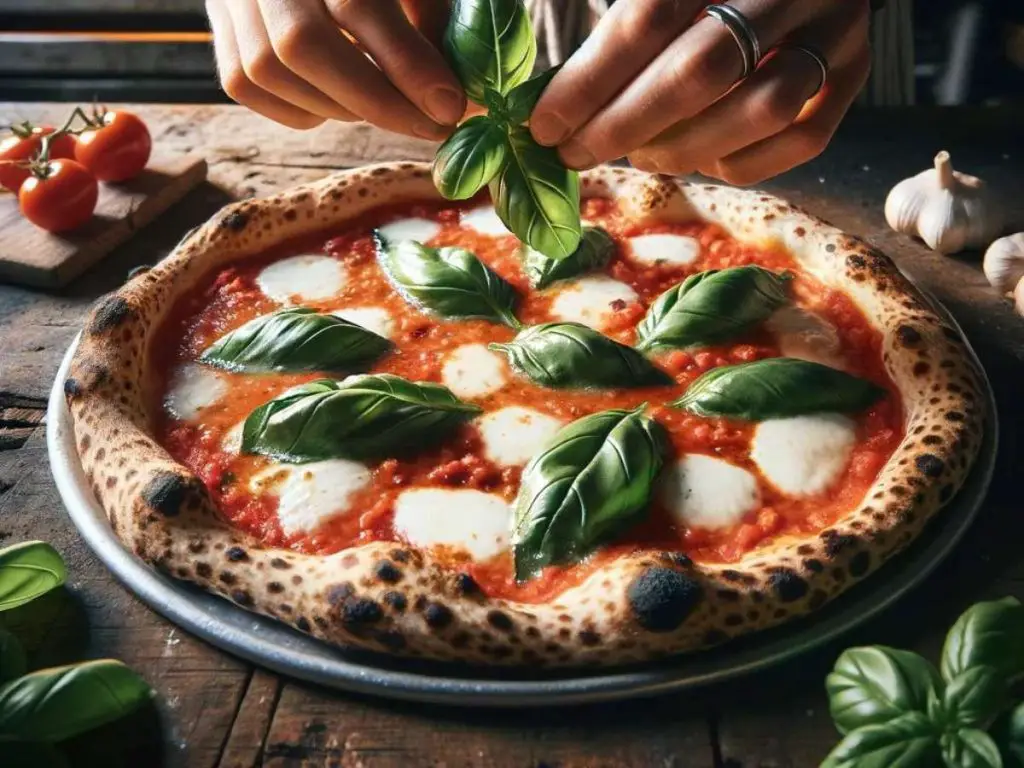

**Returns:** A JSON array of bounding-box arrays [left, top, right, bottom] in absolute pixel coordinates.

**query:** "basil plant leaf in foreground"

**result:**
[[941, 728, 1004, 768], [0, 659, 153, 743], [826, 646, 942, 736], [940, 665, 1007, 731], [672, 358, 885, 421], [200, 307, 390, 373], [444, 0, 536, 103], [0, 629, 26, 684], [490, 322, 671, 389], [375, 234, 521, 328], [491, 126, 581, 261], [636, 266, 792, 352], [940, 596, 1024, 683], [513, 406, 669, 580], [503, 65, 562, 125], [432, 116, 509, 201], [242, 375, 482, 463], [523, 226, 615, 289], [0, 541, 66, 612], [821, 711, 940, 768], [993, 701, 1024, 768]]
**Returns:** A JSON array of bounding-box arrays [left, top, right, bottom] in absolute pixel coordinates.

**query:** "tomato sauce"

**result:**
[[153, 195, 903, 603]]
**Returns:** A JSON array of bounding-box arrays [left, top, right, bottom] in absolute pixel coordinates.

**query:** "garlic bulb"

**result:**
[[983, 233, 1024, 294], [884, 151, 1003, 254]]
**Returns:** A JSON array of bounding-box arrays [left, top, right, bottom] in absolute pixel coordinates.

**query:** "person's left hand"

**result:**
[[529, 0, 871, 186]]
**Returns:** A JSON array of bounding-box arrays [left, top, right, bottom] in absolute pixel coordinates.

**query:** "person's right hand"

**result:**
[[205, 0, 466, 139]]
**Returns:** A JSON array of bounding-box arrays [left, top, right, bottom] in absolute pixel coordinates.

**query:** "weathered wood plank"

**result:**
[[217, 670, 283, 768]]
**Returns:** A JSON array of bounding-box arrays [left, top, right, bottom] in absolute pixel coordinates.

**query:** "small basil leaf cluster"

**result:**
[[0, 541, 152, 760], [824, 597, 1024, 767], [436, 0, 582, 261]]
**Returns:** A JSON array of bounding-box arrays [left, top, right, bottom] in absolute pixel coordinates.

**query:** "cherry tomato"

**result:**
[[74, 110, 151, 183], [19, 159, 99, 233], [0, 125, 77, 192]]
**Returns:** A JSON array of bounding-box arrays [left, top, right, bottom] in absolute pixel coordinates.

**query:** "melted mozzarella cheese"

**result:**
[[661, 454, 760, 529], [766, 306, 843, 367], [751, 414, 856, 496], [331, 306, 395, 339], [550, 275, 638, 330], [461, 205, 510, 235], [377, 217, 442, 244], [164, 364, 228, 421], [393, 488, 511, 560], [221, 421, 245, 454], [249, 459, 371, 536], [477, 406, 564, 467], [441, 343, 508, 398], [628, 234, 700, 266], [256, 255, 347, 303]]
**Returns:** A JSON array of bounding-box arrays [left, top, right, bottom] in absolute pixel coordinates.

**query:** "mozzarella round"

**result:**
[[377, 217, 442, 244], [256, 255, 347, 303], [550, 275, 638, 330], [751, 414, 857, 496], [164, 364, 228, 421], [331, 306, 395, 339], [461, 205, 510, 236], [628, 234, 700, 266], [221, 421, 245, 453], [249, 459, 371, 536], [477, 406, 564, 467], [766, 306, 843, 367], [441, 343, 508, 398], [661, 454, 760, 530], [393, 488, 511, 560]]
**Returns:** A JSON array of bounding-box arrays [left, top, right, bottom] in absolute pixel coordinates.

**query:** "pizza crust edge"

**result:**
[[62, 163, 987, 667]]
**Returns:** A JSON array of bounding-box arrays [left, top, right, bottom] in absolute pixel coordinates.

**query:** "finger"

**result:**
[[400, 0, 450, 49], [226, 0, 358, 121], [207, 0, 325, 130], [326, 0, 465, 126]]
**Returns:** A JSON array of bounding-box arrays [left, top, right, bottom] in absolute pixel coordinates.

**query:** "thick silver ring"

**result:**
[[703, 4, 762, 80], [777, 43, 830, 98]]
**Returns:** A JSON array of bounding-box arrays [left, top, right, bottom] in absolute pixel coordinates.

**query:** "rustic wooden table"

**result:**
[[1, 103, 1023, 768]]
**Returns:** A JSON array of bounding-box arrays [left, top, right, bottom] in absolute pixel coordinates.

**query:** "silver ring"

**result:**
[[777, 43, 829, 98], [703, 4, 762, 80]]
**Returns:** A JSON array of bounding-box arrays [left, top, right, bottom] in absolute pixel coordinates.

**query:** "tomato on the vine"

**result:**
[[74, 110, 151, 183], [0, 124, 77, 192], [19, 159, 98, 233]]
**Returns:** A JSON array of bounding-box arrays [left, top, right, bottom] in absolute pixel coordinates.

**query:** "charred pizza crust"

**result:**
[[64, 164, 986, 666]]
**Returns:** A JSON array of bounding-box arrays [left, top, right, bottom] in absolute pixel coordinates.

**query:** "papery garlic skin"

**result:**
[[983, 233, 1024, 295]]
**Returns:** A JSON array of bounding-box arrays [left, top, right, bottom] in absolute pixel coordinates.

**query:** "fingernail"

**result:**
[[413, 120, 450, 140], [531, 113, 570, 145], [424, 87, 464, 125], [560, 139, 596, 169]]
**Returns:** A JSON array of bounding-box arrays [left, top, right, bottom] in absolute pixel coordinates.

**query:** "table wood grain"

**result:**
[[1, 103, 1022, 768]]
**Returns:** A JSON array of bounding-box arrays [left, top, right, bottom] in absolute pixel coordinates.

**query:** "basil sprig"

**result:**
[[375, 234, 520, 328], [512, 406, 669, 580], [636, 266, 792, 352], [671, 358, 885, 420], [200, 307, 389, 373], [241, 374, 482, 463], [0, 541, 65, 612], [490, 322, 671, 389], [444, 0, 536, 104], [523, 226, 615, 289], [432, 116, 509, 201]]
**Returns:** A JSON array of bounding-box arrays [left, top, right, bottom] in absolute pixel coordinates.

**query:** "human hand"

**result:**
[[530, 0, 872, 186], [204, 0, 466, 139]]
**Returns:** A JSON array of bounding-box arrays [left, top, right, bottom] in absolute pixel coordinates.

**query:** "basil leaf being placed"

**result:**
[[375, 235, 521, 328], [0, 629, 26, 684], [432, 116, 509, 201], [200, 308, 389, 373], [512, 406, 669, 580], [941, 597, 1024, 683], [242, 375, 482, 463], [491, 126, 581, 261], [503, 65, 561, 125], [635, 266, 791, 352], [490, 322, 672, 389], [941, 729, 1003, 768], [444, 0, 536, 103], [826, 646, 942, 736], [523, 226, 615, 289], [671, 358, 885, 421], [821, 711, 940, 768], [0, 659, 153, 743], [940, 665, 1007, 730], [0, 541, 66, 612]]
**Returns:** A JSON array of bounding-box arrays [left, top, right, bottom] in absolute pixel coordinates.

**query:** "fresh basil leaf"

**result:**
[[512, 406, 669, 580], [432, 116, 509, 201], [942, 729, 1004, 768], [0, 739, 68, 768], [826, 646, 942, 736], [671, 358, 885, 420], [821, 711, 940, 768], [941, 597, 1024, 683], [635, 266, 792, 352], [491, 126, 581, 261], [523, 226, 615, 289], [941, 666, 1007, 730], [0, 630, 26, 684], [484, 87, 507, 117], [0, 659, 153, 742], [444, 0, 536, 103], [200, 308, 389, 373], [0, 541, 66, 612], [375, 235, 521, 328], [504, 65, 562, 124], [490, 322, 672, 389], [242, 375, 482, 463], [992, 702, 1024, 768]]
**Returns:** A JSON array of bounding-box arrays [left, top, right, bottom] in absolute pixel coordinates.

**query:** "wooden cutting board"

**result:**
[[0, 153, 207, 290]]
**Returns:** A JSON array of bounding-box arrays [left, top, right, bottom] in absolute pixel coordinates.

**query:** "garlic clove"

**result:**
[[987, 233, 1024, 295]]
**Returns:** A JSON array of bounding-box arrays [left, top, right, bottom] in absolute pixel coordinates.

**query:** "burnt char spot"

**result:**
[[916, 454, 945, 478], [768, 568, 808, 603], [627, 567, 702, 633], [716, 589, 741, 602], [195, 562, 211, 578], [64, 377, 82, 398], [848, 551, 871, 577], [232, 590, 253, 607], [821, 531, 858, 559], [296, 617, 311, 632], [450, 631, 471, 649], [895, 325, 922, 346], [724, 613, 744, 627], [383, 591, 407, 612], [343, 599, 383, 627], [222, 210, 249, 231], [284, 209, 297, 222], [390, 549, 411, 563], [226, 546, 248, 562], [327, 583, 355, 606], [219, 571, 236, 586], [660, 552, 693, 568], [89, 295, 133, 334], [424, 602, 453, 629], [579, 630, 601, 646], [804, 559, 823, 573], [946, 411, 965, 422], [455, 572, 481, 596], [142, 471, 198, 517], [374, 560, 402, 583], [922, 434, 943, 446], [487, 611, 514, 632], [267, 581, 284, 594], [270, 557, 291, 570]]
